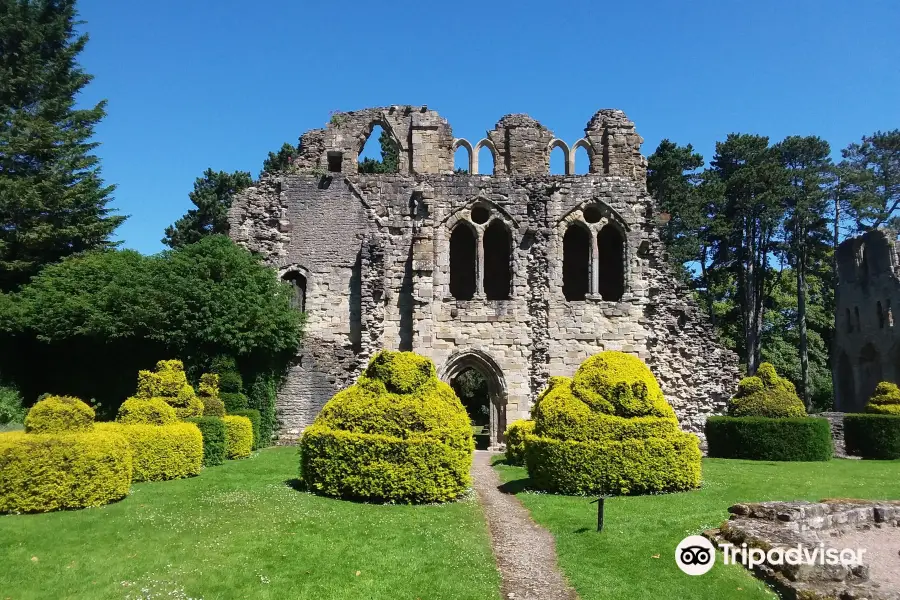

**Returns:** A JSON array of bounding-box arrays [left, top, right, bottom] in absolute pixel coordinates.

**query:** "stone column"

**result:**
[[475, 228, 485, 298], [590, 231, 600, 297]]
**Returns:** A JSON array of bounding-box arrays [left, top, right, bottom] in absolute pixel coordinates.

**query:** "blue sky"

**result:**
[[75, 0, 899, 254]]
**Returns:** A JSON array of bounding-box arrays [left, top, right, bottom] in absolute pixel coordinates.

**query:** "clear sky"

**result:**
[[74, 0, 899, 254]]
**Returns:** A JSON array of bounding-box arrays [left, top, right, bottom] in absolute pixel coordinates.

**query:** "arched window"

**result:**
[[476, 141, 496, 175], [450, 223, 477, 300], [837, 351, 855, 411], [597, 225, 625, 301], [563, 223, 590, 301], [453, 139, 473, 174], [358, 124, 399, 174], [573, 140, 592, 175], [282, 271, 307, 313], [859, 343, 883, 408], [549, 140, 569, 175], [483, 220, 511, 300]]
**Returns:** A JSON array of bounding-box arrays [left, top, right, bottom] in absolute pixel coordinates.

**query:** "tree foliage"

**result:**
[[261, 142, 298, 175], [0, 0, 124, 290], [358, 129, 400, 174], [838, 130, 900, 232], [162, 169, 252, 248]]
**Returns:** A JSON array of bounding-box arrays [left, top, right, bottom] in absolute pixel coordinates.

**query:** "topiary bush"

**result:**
[[230, 408, 261, 449], [221, 392, 248, 413], [844, 414, 900, 459], [300, 350, 473, 503], [185, 416, 226, 466], [96, 422, 203, 481], [0, 430, 132, 513], [728, 363, 807, 418], [504, 419, 534, 466], [705, 416, 833, 461], [223, 415, 253, 459], [24, 395, 95, 434], [116, 397, 177, 425], [525, 351, 701, 496], [198, 373, 226, 417], [135, 360, 203, 419], [866, 382, 900, 416]]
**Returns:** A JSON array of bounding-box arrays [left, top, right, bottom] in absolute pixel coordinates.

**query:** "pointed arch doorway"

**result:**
[[440, 351, 508, 450]]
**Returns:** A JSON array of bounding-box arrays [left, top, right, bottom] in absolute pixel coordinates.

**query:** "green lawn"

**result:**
[[0, 447, 501, 600], [494, 458, 900, 600]]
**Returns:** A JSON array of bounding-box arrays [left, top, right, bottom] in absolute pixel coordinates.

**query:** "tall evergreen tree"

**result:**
[[261, 142, 298, 175], [838, 130, 900, 232], [162, 169, 252, 248], [0, 0, 124, 291], [775, 136, 834, 409]]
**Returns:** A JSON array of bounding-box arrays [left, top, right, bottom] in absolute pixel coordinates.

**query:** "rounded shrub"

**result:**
[[844, 414, 900, 459], [220, 392, 248, 413], [230, 408, 261, 449], [866, 382, 900, 416], [223, 415, 253, 459], [135, 360, 203, 419], [525, 351, 700, 496], [96, 422, 203, 481], [705, 416, 833, 461], [198, 373, 226, 417], [728, 363, 806, 418], [504, 419, 534, 466], [185, 416, 226, 466], [218, 371, 243, 394], [116, 397, 177, 425], [300, 350, 473, 503], [0, 430, 132, 513], [24, 395, 95, 434]]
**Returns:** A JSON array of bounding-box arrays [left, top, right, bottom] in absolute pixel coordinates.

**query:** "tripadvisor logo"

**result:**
[[675, 535, 867, 576]]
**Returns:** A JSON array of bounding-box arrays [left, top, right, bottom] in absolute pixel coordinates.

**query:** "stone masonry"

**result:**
[[228, 105, 740, 444], [834, 229, 900, 411]]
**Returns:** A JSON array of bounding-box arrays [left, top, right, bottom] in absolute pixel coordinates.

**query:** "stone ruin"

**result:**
[[834, 229, 900, 412], [227, 105, 739, 444], [708, 500, 900, 600]]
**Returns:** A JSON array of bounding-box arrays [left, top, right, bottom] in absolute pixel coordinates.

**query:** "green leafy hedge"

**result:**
[[504, 419, 533, 466], [230, 408, 261, 449], [0, 430, 132, 513], [525, 352, 701, 496], [300, 350, 473, 503], [185, 416, 226, 466], [96, 422, 203, 481], [116, 397, 177, 425], [24, 395, 95, 433], [844, 414, 900, 459], [223, 415, 253, 459], [705, 416, 833, 461]]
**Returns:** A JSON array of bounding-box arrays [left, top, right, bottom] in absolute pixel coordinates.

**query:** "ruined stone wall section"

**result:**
[[833, 229, 900, 412], [585, 109, 648, 181], [486, 114, 556, 175]]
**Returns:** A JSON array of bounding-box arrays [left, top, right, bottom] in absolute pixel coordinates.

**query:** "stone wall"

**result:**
[[833, 229, 900, 411], [228, 106, 740, 444]]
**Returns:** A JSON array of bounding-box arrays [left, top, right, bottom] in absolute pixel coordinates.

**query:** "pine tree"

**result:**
[[162, 169, 252, 248], [261, 142, 298, 175], [838, 130, 900, 232], [0, 0, 124, 290]]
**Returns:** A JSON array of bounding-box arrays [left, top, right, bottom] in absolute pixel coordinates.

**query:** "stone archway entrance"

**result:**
[[440, 351, 508, 449]]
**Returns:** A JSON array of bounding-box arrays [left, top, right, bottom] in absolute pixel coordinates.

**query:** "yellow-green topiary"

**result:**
[[0, 430, 132, 513], [728, 363, 806, 418], [24, 395, 95, 434], [134, 360, 203, 419], [96, 422, 202, 482], [504, 419, 534, 466], [301, 350, 474, 503], [198, 373, 226, 417], [866, 382, 900, 415], [223, 415, 253, 459], [116, 397, 177, 425], [526, 351, 700, 496]]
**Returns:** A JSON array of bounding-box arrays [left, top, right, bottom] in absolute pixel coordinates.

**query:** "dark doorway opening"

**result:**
[[282, 271, 307, 313], [451, 368, 491, 450], [563, 224, 590, 300]]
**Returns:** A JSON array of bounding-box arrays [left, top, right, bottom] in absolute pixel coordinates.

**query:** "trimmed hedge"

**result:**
[[705, 416, 833, 461], [844, 414, 900, 459], [0, 430, 132, 513], [116, 397, 177, 425], [185, 416, 226, 466], [525, 434, 702, 495], [198, 373, 226, 417], [221, 392, 248, 413], [230, 408, 261, 449], [223, 415, 253, 459], [300, 350, 473, 503], [504, 419, 534, 466], [24, 395, 95, 433], [96, 422, 203, 481], [866, 382, 900, 416]]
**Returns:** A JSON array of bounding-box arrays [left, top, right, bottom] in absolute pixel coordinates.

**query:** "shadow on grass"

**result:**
[[498, 478, 532, 495], [284, 478, 307, 492]]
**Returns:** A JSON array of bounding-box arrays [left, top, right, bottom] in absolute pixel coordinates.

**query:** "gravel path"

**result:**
[[832, 527, 900, 592], [471, 451, 579, 600]]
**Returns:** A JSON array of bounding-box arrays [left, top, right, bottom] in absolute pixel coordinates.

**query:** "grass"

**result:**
[[0, 446, 501, 600], [494, 457, 900, 600]]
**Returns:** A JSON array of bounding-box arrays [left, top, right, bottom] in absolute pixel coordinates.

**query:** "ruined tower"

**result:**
[[228, 105, 739, 444]]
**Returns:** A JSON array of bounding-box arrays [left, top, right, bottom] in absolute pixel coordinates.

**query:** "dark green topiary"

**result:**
[[229, 408, 261, 449], [705, 416, 833, 461], [728, 363, 806, 418], [221, 392, 248, 413], [300, 350, 473, 503], [185, 416, 226, 466], [247, 375, 276, 448], [526, 351, 700, 496], [218, 371, 243, 394], [844, 414, 900, 459]]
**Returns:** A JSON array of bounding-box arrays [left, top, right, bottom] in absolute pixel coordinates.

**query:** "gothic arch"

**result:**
[[439, 350, 508, 446], [453, 138, 474, 173], [474, 138, 499, 175], [279, 265, 311, 313], [571, 138, 595, 174], [548, 138, 571, 175], [440, 196, 521, 230]]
